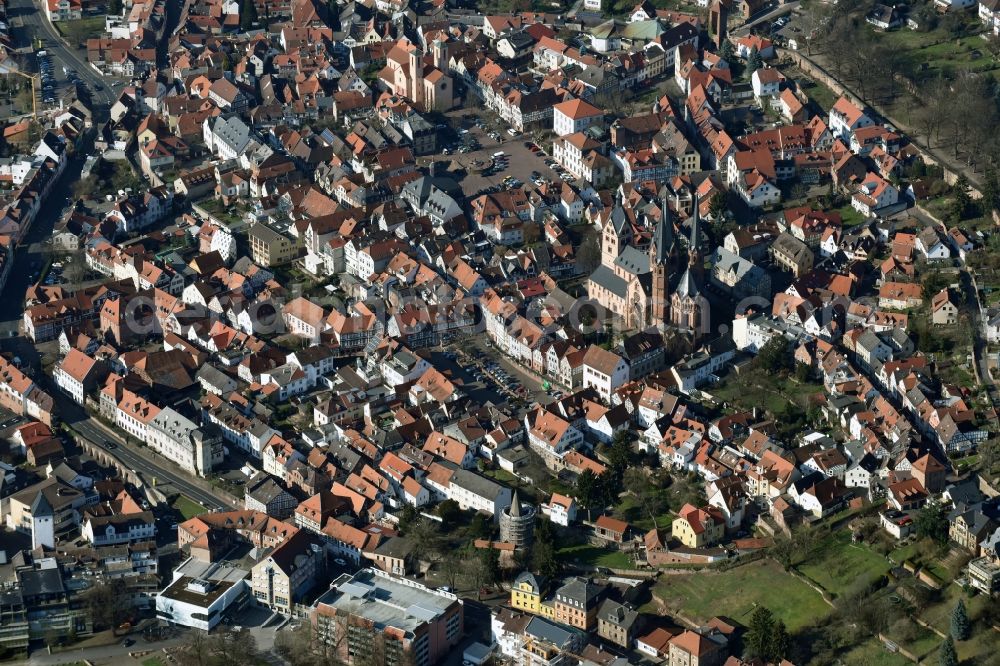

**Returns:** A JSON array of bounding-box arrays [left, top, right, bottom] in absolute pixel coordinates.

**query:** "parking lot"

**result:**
[[36, 50, 58, 106], [441, 114, 569, 197], [447, 337, 561, 412]]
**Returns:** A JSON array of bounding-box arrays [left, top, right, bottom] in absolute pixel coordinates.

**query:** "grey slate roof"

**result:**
[[450, 469, 505, 500], [211, 115, 253, 154], [589, 265, 628, 299], [556, 576, 603, 607], [613, 245, 650, 276], [524, 616, 582, 648]]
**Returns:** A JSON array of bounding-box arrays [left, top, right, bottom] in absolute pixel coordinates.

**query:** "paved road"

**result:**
[[730, 1, 800, 37], [53, 390, 233, 512], [0, 154, 79, 335], [10, 0, 116, 114], [28, 636, 190, 666]]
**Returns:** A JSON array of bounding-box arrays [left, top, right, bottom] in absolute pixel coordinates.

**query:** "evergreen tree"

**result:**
[[745, 606, 776, 661], [771, 620, 792, 662], [755, 335, 790, 373], [951, 174, 972, 222], [981, 166, 1000, 216], [720, 38, 735, 62], [108, 0, 123, 14], [747, 45, 763, 73], [575, 469, 602, 520], [939, 637, 958, 666], [240, 0, 259, 30], [709, 191, 728, 219], [530, 519, 559, 578], [951, 599, 970, 641], [744, 606, 791, 663], [916, 499, 950, 545], [479, 546, 500, 586], [606, 432, 633, 477]]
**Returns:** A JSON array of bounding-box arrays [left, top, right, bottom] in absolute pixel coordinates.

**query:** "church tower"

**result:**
[[432, 38, 448, 71], [408, 47, 424, 108], [686, 203, 703, 282], [671, 206, 704, 336], [601, 191, 631, 267], [31, 492, 54, 550], [649, 189, 675, 326]]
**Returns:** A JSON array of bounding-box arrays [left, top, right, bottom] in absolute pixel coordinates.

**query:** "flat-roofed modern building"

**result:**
[[155, 558, 250, 631], [310, 568, 463, 666]]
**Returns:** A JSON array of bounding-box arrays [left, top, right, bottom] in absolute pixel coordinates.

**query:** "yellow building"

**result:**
[[511, 571, 545, 613], [249, 222, 299, 267], [511, 571, 556, 620], [671, 504, 726, 549]]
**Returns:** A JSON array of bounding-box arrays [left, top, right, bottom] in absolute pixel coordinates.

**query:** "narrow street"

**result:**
[[0, 0, 236, 514], [910, 207, 1000, 413], [28, 637, 190, 666], [50, 386, 235, 512], [0, 152, 81, 335]]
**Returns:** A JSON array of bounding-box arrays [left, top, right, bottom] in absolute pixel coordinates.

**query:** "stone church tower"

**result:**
[[601, 193, 631, 267], [671, 205, 704, 336], [649, 189, 676, 327]]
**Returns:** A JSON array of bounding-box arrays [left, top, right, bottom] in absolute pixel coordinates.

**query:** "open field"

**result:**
[[53, 16, 105, 45], [650, 559, 830, 632], [840, 636, 920, 666], [797, 530, 894, 595], [557, 544, 635, 569], [171, 496, 207, 520], [707, 371, 825, 415], [872, 23, 1000, 80]]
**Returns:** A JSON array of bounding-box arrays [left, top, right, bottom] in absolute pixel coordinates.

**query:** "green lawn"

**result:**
[[171, 496, 207, 520], [917, 584, 996, 664], [615, 493, 675, 533], [797, 530, 895, 596], [557, 544, 635, 570], [840, 636, 917, 666], [651, 559, 831, 632], [876, 23, 999, 79], [832, 203, 867, 227], [53, 16, 105, 45], [142, 659, 165, 666], [709, 371, 825, 416], [919, 584, 982, 635], [951, 454, 979, 474], [799, 76, 840, 114]]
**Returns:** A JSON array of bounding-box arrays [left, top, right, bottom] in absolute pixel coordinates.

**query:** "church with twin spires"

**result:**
[[586, 189, 706, 336]]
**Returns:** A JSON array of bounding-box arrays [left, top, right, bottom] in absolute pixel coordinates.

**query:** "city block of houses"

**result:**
[[0, 0, 996, 661]]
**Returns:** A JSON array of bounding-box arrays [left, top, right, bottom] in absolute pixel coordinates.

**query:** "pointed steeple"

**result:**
[[687, 203, 701, 269], [675, 204, 703, 300], [510, 491, 522, 518], [610, 190, 628, 235], [651, 192, 673, 266], [31, 492, 53, 518]]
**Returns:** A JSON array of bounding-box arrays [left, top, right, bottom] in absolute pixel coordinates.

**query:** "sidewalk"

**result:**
[[90, 414, 238, 503]]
